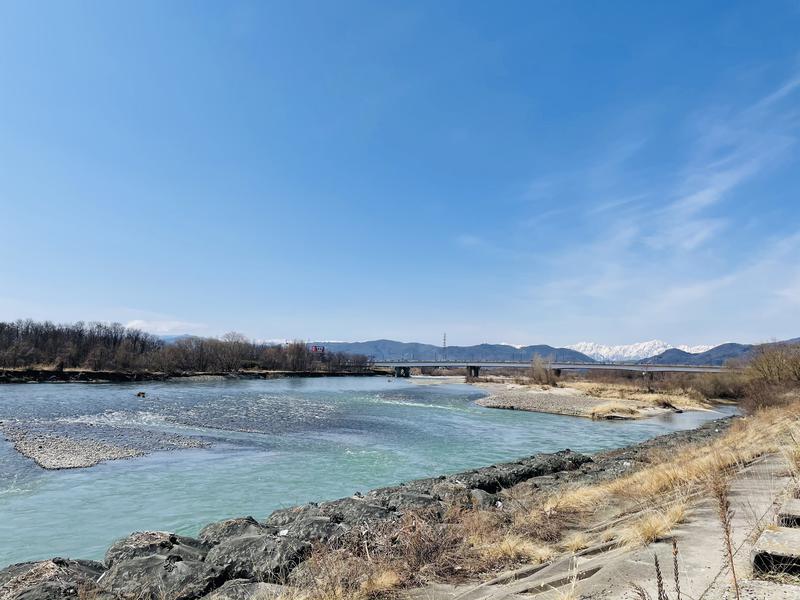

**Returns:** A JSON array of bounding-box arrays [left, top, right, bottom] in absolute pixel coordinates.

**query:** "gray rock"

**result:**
[[99, 554, 223, 600], [469, 489, 499, 509], [0, 558, 108, 600], [318, 497, 393, 525], [451, 450, 592, 493], [14, 581, 115, 600], [263, 504, 320, 527], [105, 531, 208, 566], [204, 535, 310, 583], [430, 480, 469, 502], [370, 489, 441, 512], [199, 579, 285, 599], [282, 516, 350, 543], [199, 517, 276, 546]]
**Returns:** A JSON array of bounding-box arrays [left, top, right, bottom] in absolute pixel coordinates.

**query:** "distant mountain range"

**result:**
[[639, 338, 800, 366], [315, 340, 594, 363], [637, 343, 754, 366], [157, 334, 799, 367], [315, 338, 800, 366], [566, 340, 715, 362]]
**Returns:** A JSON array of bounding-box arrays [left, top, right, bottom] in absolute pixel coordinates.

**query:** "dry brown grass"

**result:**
[[589, 402, 640, 419], [618, 501, 689, 548], [278, 548, 401, 600], [568, 381, 709, 411], [541, 483, 609, 514], [359, 570, 401, 597], [480, 535, 555, 564], [561, 532, 590, 553], [784, 433, 800, 485]]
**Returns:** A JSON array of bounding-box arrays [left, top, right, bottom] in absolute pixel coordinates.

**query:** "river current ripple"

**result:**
[[0, 376, 735, 566]]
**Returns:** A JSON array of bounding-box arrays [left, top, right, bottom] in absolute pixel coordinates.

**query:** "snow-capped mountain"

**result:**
[[565, 340, 715, 362]]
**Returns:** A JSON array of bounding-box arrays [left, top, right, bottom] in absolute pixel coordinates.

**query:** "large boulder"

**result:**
[[366, 488, 442, 512], [199, 517, 276, 546], [450, 450, 591, 493], [0, 558, 109, 600], [105, 531, 208, 566], [317, 497, 393, 525], [469, 489, 499, 509], [199, 579, 285, 599], [280, 516, 349, 543], [429, 479, 470, 503], [263, 504, 321, 527], [204, 534, 310, 583], [98, 554, 223, 600], [385, 490, 441, 512]]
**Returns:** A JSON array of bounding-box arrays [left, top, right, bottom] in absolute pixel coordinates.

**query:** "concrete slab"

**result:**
[[777, 498, 800, 527], [403, 455, 794, 600], [738, 579, 800, 599], [751, 527, 800, 574]]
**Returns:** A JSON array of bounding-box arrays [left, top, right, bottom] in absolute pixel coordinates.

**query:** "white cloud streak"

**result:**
[[509, 70, 800, 343]]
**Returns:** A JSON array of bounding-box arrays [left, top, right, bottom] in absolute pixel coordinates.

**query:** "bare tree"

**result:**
[[0, 320, 368, 374]]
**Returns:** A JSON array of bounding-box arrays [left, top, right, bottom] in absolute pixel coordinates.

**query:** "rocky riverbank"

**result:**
[[0, 417, 733, 600]]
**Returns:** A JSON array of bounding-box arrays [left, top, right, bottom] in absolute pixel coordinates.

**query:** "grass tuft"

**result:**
[[619, 502, 688, 548]]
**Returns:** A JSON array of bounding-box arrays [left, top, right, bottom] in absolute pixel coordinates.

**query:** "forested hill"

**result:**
[[313, 340, 595, 362], [638, 338, 800, 366], [318, 338, 800, 365], [0, 320, 367, 373]]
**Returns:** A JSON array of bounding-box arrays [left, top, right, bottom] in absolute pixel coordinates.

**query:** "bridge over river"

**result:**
[[372, 360, 728, 378]]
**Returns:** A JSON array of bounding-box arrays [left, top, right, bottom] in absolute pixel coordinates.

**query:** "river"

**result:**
[[0, 376, 734, 567]]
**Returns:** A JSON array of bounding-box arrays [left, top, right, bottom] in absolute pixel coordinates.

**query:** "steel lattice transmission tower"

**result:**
[[442, 332, 447, 361]]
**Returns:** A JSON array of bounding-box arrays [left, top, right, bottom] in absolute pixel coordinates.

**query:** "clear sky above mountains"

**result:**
[[1, 1, 799, 346]]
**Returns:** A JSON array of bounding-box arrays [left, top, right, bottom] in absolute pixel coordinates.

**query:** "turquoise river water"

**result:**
[[0, 376, 735, 567]]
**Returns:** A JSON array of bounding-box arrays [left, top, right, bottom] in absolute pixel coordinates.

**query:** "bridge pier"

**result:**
[[467, 365, 481, 378], [394, 366, 411, 378]]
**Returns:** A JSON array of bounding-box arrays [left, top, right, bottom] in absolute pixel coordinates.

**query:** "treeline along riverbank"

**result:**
[[0, 368, 377, 384], [0, 320, 370, 379]]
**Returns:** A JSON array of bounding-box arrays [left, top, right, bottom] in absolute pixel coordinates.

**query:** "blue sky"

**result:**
[[1, 1, 799, 347]]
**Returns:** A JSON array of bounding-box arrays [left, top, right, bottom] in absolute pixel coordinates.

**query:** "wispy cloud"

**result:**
[[646, 74, 799, 252], [508, 70, 800, 343], [586, 193, 648, 215]]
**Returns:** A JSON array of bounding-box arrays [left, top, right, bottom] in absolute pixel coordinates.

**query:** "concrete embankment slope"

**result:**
[[410, 438, 800, 599]]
